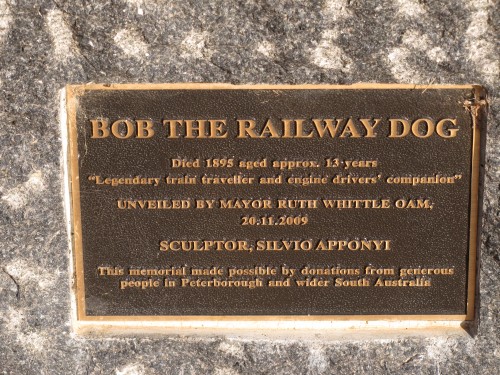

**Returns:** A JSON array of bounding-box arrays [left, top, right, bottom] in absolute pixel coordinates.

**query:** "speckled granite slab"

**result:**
[[0, 1, 498, 374]]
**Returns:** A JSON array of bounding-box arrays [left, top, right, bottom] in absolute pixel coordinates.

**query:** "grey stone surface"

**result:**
[[0, 0, 498, 374]]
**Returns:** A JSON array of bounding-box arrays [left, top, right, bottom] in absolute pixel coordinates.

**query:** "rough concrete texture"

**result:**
[[0, 0, 498, 373]]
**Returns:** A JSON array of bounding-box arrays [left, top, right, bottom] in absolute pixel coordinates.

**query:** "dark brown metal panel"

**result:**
[[67, 85, 484, 319]]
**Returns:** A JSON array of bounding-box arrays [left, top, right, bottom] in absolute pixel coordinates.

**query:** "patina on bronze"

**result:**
[[65, 84, 485, 323]]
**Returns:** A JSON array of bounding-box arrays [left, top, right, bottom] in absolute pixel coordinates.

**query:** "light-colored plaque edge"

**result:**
[[65, 85, 87, 324], [464, 85, 486, 321], [61, 87, 78, 328], [67, 82, 475, 91]]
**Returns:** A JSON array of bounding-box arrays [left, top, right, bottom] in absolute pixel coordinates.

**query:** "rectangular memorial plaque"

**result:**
[[63, 84, 485, 328]]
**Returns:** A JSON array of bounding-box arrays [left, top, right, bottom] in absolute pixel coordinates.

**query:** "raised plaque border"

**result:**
[[63, 83, 485, 328]]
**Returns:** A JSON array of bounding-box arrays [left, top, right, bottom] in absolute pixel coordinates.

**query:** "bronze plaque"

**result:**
[[65, 84, 485, 323]]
